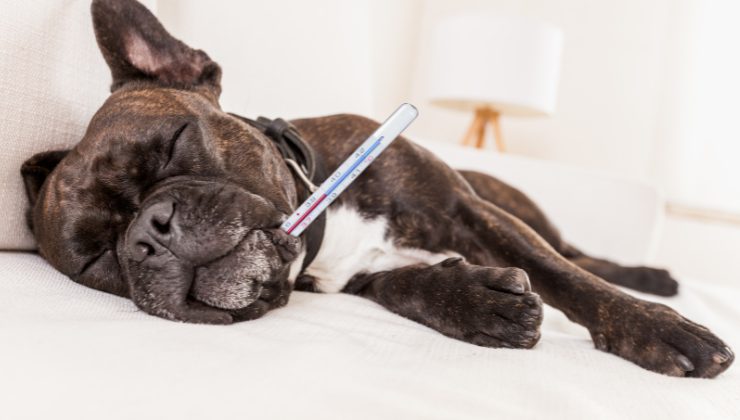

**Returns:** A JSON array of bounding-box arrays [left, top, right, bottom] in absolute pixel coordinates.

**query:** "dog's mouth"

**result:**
[[189, 228, 300, 310]]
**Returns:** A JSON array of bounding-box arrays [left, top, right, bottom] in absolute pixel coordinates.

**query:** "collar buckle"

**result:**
[[284, 158, 318, 192]]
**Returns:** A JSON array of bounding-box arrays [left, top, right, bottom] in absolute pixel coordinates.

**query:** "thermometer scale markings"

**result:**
[[281, 103, 417, 237], [283, 137, 382, 235]]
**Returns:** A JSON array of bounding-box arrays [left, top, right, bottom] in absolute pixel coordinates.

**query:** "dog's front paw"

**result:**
[[591, 298, 734, 377], [430, 259, 544, 349]]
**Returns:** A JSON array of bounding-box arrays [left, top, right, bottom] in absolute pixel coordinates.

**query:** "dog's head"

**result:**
[[20, 0, 303, 324]]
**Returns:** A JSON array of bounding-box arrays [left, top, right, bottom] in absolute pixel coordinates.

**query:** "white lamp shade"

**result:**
[[427, 14, 563, 116]]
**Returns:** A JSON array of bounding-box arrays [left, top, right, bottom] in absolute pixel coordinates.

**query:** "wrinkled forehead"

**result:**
[[87, 88, 215, 134]]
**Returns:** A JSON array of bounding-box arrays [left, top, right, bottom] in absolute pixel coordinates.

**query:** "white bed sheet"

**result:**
[[0, 252, 738, 420]]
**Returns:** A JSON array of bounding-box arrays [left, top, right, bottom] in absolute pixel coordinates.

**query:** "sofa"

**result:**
[[1, 1, 738, 419]]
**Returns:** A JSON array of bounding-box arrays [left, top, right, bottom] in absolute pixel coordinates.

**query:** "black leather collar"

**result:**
[[229, 113, 326, 273]]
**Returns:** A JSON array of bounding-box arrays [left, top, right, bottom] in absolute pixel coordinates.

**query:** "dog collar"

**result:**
[[228, 113, 326, 273]]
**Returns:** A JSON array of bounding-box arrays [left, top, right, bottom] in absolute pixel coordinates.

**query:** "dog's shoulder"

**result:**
[[290, 113, 378, 133], [290, 114, 379, 146]]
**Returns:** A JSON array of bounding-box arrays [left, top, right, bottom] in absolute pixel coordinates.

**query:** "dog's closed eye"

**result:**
[[163, 123, 188, 169]]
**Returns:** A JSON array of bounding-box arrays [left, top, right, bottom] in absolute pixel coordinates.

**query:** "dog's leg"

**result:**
[[460, 170, 679, 296], [564, 247, 678, 296], [456, 194, 733, 377], [343, 258, 543, 349]]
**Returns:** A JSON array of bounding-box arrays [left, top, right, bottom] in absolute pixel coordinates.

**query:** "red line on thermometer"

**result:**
[[285, 193, 328, 234]]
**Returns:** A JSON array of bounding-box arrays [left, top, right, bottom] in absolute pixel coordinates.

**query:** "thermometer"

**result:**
[[281, 103, 418, 236]]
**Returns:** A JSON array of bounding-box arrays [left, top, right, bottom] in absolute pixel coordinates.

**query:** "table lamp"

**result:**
[[427, 14, 563, 151]]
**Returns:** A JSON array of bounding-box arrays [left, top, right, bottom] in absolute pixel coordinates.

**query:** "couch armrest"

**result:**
[[415, 140, 664, 264]]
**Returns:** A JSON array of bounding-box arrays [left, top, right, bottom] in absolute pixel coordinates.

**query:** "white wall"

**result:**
[[367, 0, 424, 118], [157, 0, 736, 211], [157, 0, 376, 118], [653, 0, 740, 214], [157, 0, 427, 123]]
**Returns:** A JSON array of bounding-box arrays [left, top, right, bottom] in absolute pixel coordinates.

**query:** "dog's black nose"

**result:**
[[127, 200, 177, 262]]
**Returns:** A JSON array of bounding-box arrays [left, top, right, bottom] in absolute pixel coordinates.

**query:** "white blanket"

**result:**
[[1, 251, 737, 419]]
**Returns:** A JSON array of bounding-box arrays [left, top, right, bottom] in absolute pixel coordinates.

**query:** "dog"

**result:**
[[20, 0, 733, 378]]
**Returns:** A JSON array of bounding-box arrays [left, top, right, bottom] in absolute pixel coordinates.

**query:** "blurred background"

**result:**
[[152, 0, 740, 285]]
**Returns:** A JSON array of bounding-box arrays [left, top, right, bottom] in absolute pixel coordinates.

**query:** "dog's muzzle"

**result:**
[[121, 178, 300, 316]]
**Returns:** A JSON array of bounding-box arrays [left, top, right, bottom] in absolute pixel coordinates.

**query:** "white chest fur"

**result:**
[[292, 206, 460, 293]]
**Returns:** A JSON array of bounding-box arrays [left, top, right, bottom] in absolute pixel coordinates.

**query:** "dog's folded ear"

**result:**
[[21, 150, 70, 231], [91, 0, 221, 95]]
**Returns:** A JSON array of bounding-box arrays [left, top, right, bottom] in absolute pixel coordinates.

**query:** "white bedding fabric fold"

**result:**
[[0, 252, 738, 420]]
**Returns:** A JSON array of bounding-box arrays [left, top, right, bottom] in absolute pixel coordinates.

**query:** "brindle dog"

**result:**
[[21, 0, 733, 378]]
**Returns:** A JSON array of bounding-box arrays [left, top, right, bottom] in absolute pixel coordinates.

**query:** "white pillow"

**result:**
[[0, 0, 154, 250]]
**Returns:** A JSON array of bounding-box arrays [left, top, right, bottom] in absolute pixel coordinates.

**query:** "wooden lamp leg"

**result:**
[[459, 107, 506, 152], [473, 108, 487, 149], [461, 109, 485, 147], [488, 111, 505, 153]]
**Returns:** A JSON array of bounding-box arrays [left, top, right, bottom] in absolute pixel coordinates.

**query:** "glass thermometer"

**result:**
[[281, 103, 418, 236]]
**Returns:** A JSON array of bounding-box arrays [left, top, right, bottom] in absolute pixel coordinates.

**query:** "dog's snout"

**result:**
[[128, 200, 177, 262]]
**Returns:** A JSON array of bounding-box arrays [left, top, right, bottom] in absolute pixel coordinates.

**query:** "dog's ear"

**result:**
[[91, 0, 221, 95], [21, 150, 69, 212]]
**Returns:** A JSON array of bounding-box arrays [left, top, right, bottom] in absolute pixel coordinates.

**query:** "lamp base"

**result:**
[[460, 107, 505, 152]]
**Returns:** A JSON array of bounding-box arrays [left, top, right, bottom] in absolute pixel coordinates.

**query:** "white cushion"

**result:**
[[0, 0, 153, 250], [0, 250, 738, 419], [0, 0, 109, 249]]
